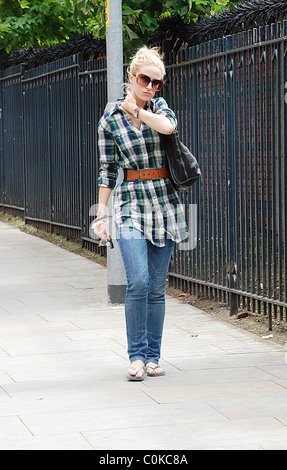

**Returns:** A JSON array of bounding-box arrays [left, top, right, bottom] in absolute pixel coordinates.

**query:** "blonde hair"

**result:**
[[128, 46, 165, 77], [123, 46, 165, 94]]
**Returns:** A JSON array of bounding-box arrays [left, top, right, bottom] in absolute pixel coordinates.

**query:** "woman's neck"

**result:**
[[136, 98, 146, 108]]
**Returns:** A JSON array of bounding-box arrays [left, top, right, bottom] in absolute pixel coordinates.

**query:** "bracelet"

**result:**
[[133, 106, 141, 118]]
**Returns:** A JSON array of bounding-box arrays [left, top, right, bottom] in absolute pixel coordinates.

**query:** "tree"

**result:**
[[0, 0, 100, 53], [93, 0, 227, 57], [0, 0, 232, 56]]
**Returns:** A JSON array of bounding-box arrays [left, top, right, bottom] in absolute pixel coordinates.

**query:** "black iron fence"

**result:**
[[166, 21, 287, 328], [1, 20, 287, 328], [0, 54, 107, 249]]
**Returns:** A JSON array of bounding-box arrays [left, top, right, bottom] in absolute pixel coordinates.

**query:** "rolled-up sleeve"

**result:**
[[98, 121, 119, 190], [154, 97, 178, 131]]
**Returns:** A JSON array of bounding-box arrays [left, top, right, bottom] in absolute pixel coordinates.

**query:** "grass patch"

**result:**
[[167, 285, 287, 347], [0, 212, 107, 267]]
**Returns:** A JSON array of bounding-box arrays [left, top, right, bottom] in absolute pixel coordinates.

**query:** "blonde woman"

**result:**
[[94, 46, 188, 381]]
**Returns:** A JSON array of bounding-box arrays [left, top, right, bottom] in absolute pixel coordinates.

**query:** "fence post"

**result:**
[[224, 36, 240, 315]]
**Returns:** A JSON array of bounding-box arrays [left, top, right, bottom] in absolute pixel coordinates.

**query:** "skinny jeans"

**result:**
[[117, 226, 175, 364]]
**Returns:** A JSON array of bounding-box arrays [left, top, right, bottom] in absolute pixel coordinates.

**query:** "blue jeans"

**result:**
[[117, 227, 175, 364]]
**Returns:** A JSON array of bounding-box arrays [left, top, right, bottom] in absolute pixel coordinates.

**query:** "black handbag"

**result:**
[[162, 131, 201, 191]]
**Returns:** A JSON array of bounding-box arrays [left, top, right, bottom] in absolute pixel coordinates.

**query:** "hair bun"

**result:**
[[128, 46, 165, 77]]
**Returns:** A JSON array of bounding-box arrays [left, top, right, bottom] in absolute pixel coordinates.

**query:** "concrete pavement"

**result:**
[[1, 221, 287, 450]]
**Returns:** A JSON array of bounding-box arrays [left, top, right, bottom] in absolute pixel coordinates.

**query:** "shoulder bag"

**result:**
[[161, 131, 201, 191]]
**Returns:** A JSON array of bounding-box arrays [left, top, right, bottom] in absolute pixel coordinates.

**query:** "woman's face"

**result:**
[[129, 65, 163, 104]]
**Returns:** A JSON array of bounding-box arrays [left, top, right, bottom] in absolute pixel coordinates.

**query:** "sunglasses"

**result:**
[[133, 73, 164, 91]]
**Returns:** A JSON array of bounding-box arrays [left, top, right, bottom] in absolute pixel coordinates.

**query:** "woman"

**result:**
[[94, 46, 188, 381]]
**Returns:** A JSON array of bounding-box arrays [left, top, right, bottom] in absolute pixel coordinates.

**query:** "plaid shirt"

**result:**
[[98, 97, 188, 247]]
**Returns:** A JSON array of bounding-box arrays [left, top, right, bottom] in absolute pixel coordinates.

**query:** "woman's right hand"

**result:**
[[94, 220, 111, 243]]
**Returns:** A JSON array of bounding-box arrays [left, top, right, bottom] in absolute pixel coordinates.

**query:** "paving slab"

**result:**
[[0, 221, 287, 451]]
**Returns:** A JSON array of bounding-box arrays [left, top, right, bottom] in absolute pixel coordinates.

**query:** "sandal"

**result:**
[[145, 363, 166, 377], [126, 364, 145, 381]]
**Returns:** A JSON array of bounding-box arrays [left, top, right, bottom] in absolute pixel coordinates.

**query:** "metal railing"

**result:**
[[0, 54, 107, 253], [164, 21, 287, 328], [1, 20, 287, 328]]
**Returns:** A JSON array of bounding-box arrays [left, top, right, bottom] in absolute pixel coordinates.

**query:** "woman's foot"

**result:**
[[126, 360, 145, 381], [145, 362, 165, 377]]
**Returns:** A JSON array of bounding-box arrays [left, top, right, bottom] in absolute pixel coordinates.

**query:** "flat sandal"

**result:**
[[145, 364, 166, 377], [126, 365, 145, 381]]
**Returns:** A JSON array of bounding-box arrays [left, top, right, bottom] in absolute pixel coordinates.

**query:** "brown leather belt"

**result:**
[[124, 168, 170, 182]]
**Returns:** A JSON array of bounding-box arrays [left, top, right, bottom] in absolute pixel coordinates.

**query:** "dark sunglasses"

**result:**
[[133, 73, 164, 91]]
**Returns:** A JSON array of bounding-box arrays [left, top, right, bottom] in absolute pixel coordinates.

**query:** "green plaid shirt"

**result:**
[[98, 97, 188, 247]]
